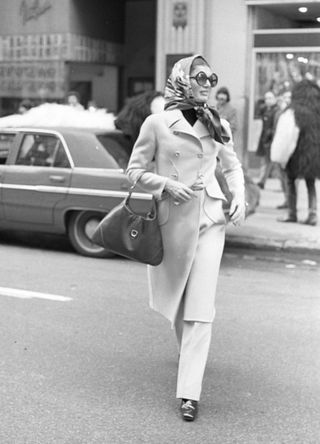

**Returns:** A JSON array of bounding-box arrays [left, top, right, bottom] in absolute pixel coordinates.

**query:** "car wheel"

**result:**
[[67, 211, 115, 258]]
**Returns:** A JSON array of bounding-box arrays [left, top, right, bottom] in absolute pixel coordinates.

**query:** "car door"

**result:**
[[0, 131, 17, 221], [2, 132, 72, 225]]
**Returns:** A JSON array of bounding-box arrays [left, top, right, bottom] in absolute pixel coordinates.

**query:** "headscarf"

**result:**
[[164, 54, 230, 144]]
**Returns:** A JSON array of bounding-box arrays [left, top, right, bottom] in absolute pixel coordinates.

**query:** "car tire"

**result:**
[[67, 211, 115, 258]]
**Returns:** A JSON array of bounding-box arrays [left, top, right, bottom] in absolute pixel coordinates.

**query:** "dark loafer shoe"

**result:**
[[303, 214, 317, 226], [277, 215, 297, 223], [180, 399, 198, 421]]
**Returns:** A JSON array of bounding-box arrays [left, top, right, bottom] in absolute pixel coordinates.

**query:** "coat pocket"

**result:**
[[157, 198, 170, 226], [203, 192, 226, 225]]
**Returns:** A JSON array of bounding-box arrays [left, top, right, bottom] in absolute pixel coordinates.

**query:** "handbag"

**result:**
[[91, 182, 163, 266]]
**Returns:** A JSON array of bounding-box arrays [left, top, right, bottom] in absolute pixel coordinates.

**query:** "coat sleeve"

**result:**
[[218, 120, 245, 199], [126, 115, 168, 200]]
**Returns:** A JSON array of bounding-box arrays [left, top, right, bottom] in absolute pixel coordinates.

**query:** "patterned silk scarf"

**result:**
[[164, 54, 230, 144]]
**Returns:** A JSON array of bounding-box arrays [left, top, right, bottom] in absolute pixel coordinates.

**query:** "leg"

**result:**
[[275, 164, 288, 209], [304, 178, 317, 225], [257, 156, 272, 189], [279, 175, 297, 222], [176, 321, 212, 402]]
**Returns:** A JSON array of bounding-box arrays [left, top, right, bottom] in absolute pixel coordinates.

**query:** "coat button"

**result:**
[[197, 153, 203, 158], [175, 151, 180, 157]]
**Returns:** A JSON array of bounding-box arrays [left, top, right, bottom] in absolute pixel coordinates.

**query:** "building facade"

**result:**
[[0, 0, 156, 115], [1, 0, 320, 165], [156, 0, 320, 164]]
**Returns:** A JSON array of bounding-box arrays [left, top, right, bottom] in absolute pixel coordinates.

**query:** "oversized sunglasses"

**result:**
[[190, 71, 218, 87]]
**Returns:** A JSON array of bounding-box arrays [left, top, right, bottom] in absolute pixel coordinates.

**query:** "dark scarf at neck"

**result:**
[[165, 101, 230, 144]]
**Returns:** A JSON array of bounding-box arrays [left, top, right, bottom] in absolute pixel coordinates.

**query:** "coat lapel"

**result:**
[[165, 109, 210, 141]]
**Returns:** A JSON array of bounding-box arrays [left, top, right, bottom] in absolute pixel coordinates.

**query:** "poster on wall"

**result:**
[[0, 60, 66, 99]]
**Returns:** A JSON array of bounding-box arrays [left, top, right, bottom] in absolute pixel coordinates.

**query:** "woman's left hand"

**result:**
[[229, 194, 246, 225]]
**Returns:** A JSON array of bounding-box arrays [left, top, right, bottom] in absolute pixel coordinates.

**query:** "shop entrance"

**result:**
[[247, 2, 320, 167], [249, 44, 320, 166]]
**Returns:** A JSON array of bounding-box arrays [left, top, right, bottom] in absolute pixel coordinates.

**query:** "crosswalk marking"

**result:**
[[0, 287, 72, 302]]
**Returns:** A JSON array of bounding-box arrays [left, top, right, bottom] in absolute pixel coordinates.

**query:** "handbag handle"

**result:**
[[127, 172, 145, 198], [126, 173, 157, 219]]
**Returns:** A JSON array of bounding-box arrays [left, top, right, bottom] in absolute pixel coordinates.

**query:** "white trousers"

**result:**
[[173, 199, 224, 401], [175, 310, 213, 401]]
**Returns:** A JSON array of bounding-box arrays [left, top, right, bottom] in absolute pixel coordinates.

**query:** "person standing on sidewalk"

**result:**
[[272, 79, 320, 226], [273, 90, 292, 209], [256, 91, 279, 189], [126, 55, 245, 421], [215, 87, 238, 137]]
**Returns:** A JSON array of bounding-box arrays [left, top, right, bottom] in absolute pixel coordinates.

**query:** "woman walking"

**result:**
[[126, 55, 245, 421]]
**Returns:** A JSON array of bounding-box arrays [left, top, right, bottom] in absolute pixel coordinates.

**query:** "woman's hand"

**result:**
[[190, 177, 205, 191], [229, 194, 246, 225], [165, 179, 196, 203]]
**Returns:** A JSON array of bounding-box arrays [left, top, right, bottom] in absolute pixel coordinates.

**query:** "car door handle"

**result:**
[[49, 175, 66, 183]]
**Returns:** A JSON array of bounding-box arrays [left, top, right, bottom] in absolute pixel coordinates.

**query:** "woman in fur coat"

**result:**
[[271, 79, 320, 225]]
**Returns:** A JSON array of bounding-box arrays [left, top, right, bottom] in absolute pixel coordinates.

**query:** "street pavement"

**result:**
[[226, 177, 320, 253], [0, 238, 319, 444]]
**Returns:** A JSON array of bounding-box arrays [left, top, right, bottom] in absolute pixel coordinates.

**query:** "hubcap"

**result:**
[[84, 218, 100, 239]]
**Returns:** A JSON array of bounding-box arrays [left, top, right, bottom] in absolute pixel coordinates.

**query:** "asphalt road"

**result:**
[[0, 232, 319, 444]]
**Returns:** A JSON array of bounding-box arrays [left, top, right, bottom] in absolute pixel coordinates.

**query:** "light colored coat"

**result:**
[[126, 109, 244, 325], [271, 108, 300, 168]]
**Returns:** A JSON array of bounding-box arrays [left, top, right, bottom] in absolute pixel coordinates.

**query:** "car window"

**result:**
[[0, 133, 16, 164], [63, 132, 120, 169], [16, 134, 70, 168], [96, 134, 130, 169]]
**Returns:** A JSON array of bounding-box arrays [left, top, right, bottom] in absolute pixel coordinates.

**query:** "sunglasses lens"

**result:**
[[210, 73, 218, 87], [196, 72, 207, 86]]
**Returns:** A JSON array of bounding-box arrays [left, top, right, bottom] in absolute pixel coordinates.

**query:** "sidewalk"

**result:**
[[225, 177, 320, 253]]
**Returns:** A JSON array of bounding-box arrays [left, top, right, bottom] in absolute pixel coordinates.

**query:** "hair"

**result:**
[[190, 56, 210, 73], [19, 99, 33, 110], [264, 91, 276, 98], [288, 79, 320, 178], [292, 80, 320, 123], [216, 87, 230, 102], [66, 90, 81, 101], [115, 91, 164, 145]]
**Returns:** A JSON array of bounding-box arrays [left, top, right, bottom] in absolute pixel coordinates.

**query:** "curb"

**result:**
[[225, 234, 320, 255]]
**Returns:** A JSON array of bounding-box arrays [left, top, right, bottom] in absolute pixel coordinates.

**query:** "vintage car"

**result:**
[[0, 127, 152, 258]]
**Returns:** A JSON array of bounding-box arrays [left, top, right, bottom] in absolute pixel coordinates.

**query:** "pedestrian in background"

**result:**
[[115, 91, 164, 146], [272, 80, 320, 225], [256, 91, 279, 189], [273, 90, 292, 209], [66, 91, 84, 111], [215, 86, 238, 136], [126, 55, 245, 421], [18, 99, 33, 115]]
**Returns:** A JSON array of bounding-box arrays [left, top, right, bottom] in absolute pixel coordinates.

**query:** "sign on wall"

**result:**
[[172, 2, 188, 29], [0, 34, 123, 65], [20, 0, 53, 25], [0, 60, 65, 98]]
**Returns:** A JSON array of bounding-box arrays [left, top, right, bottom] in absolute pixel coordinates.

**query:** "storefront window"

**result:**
[[254, 51, 320, 116]]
